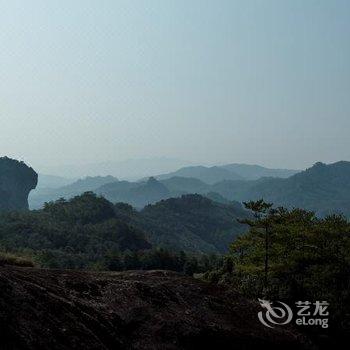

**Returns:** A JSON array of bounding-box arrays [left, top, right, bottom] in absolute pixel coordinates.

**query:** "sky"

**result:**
[[1, 0, 349, 174]]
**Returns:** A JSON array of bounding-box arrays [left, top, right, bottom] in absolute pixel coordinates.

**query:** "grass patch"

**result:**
[[0, 252, 35, 267]]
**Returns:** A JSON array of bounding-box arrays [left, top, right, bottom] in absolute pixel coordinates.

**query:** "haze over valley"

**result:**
[[29, 160, 350, 218], [1, 1, 350, 348]]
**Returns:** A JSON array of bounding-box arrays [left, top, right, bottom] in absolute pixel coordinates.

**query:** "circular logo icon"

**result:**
[[258, 298, 293, 328]]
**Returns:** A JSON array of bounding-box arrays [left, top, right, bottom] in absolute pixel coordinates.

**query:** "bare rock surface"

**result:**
[[0, 267, 313, 349]]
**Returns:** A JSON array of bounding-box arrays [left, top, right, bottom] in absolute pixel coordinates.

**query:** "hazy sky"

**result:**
[[1, 0, 349, 172]]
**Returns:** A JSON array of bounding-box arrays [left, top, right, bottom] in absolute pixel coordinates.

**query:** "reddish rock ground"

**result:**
[[0, 267, 313, 349]]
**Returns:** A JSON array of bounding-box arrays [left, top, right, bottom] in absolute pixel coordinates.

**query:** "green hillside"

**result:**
[[114, 194, 249, 253]]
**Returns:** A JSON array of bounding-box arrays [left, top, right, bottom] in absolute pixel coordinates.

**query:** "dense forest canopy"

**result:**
[[0, 193, 150, 269], [0, 192, 225, 272]]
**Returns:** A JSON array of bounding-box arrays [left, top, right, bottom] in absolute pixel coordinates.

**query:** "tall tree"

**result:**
[[238, 199, 273, 292]]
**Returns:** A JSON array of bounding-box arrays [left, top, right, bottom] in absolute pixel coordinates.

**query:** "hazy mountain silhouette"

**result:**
[[98, 177, 171, 209], [156, 163, 299, 183], [29, 176, 117, 209], [36, 174, 75, 189], [212, 161, 350, 217], [40, 158, 192, 180], [220, 163, 299, 180], [29, 161, 350, 217], [156, 165, 244, 184], [160, 176, 210, 194]]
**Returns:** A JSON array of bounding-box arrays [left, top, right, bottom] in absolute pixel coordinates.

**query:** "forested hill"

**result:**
[[115, 194, 249, 253], [0, 193, 249, 270], [0, 193, 151, 269]]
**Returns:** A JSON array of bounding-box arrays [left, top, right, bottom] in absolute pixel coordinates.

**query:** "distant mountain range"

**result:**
[[97, 177, 171, 208], [31, 162, 297, 208], [29, 176, 118, 209], [156, 166, 244, 184], [156, 164, 299, 183], [36, 174, 76, 189], [29, 175, 240, 210], [29, 161, 350, 218], [220, 163, 299, 180], [211, 161, 350, 217], [38, 158, 193, 180]]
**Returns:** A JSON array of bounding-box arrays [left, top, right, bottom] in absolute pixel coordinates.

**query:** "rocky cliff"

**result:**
[[0, 157, 38, 211], [0, 267, 313, 350]]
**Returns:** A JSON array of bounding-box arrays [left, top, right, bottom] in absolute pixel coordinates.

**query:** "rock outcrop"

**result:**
[[0, 157, 37, 211], [0, 267, 313, 349]]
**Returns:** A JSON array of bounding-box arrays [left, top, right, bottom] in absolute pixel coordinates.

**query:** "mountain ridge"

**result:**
[[212, 161, 350, 217], [28, 160, 350, 218], [155, 163, 299, 183]]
